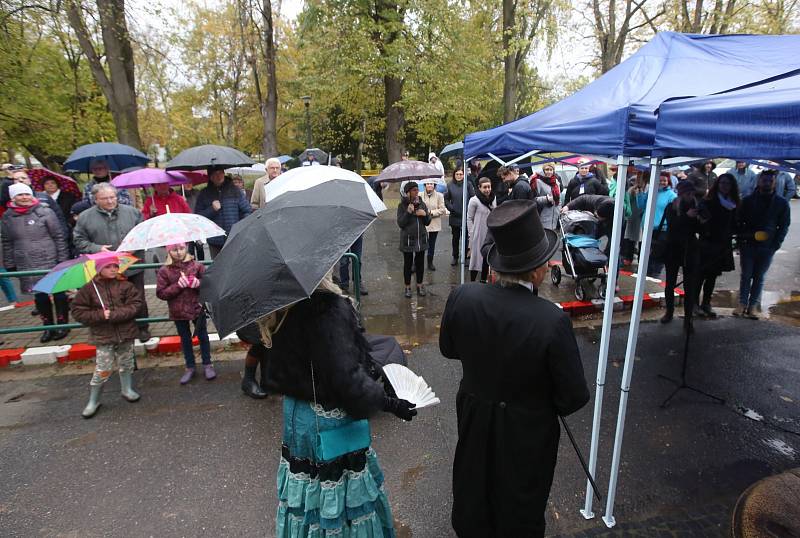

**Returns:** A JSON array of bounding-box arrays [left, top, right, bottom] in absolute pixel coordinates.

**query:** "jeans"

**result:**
[[339, 235, 363, 287], [0, 268, 18, 302], [427, 231, 438, 260], [403, 251, 425, 285], [451, 225, 463, 260], [739, 245, 775, 308], [174, 316, 212, 368]]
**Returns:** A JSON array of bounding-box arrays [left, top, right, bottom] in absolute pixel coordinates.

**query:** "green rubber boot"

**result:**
[[81, 385, 103, 418], [119, 372, 141, 402]]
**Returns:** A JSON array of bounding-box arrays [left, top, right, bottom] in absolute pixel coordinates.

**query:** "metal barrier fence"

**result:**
[[0, 253, 360, 336]]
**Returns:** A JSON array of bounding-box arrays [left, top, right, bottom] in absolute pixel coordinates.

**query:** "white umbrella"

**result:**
[[264, 165, 386, 213], [118, 213, 226, 252], [227, 163, 266, 176]]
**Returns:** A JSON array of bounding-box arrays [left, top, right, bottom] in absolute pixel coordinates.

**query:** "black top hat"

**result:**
[[486, 200, 559, 273]]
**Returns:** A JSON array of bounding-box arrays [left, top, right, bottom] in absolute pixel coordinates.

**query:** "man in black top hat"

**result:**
[[439, 200, 590, 538]]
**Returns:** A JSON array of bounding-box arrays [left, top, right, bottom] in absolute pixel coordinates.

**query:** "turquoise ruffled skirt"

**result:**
[[276, 397, 396, 538]]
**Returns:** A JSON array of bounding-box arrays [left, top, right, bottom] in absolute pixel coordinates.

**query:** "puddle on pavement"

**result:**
[[363, 312, 442, 348], [393, 519, 412, 538], [401, 464, 426, 491], [710, 289, 800, 325]]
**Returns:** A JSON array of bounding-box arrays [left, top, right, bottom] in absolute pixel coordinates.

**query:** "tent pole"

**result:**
[[602, 157, 662, 528], [580, 154, 627, 520], [459, 149, 470, 284]]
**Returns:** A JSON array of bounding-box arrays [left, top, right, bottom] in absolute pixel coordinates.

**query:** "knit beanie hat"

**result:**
[[9, 183, 33, 198], [95, 256, 120, 272]]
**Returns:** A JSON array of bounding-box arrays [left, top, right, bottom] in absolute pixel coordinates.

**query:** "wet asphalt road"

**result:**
[[1, 316, 798, 537], [1, 196, 798, 537]]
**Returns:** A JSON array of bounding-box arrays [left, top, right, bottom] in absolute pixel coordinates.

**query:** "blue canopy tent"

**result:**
[[653, 70, 800, 159], [461, 32, 800, 530], [465, 32, 800, 159]]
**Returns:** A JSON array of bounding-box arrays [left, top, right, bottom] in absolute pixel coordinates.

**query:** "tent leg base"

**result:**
[[602, 515, 616, 528], [580, 509, 595, 520]]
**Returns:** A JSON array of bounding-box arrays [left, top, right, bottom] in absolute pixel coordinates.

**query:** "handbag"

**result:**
[[649, 210, 669, 261], [310, 359, 371, 462]]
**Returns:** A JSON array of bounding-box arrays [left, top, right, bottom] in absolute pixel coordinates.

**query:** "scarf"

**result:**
[[539, 174, 561, 203], [476, 190, 495, 210], [7, 199, 39, 215], [718, 193, 736, 211]]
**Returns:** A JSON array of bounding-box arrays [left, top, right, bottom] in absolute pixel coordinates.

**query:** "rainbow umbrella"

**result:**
[[33, 252, 138, 294]]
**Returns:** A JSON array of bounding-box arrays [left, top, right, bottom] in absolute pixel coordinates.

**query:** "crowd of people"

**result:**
[[393, 157, 795, 330], [0, 152, 796, 538]]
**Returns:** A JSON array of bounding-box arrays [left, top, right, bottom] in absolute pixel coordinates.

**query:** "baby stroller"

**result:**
[[551, 210, 609, 301]]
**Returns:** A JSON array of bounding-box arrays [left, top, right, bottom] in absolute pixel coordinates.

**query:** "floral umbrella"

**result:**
[[27, 168, 81, 197], [118, 213, 226, 251], [33, 252, 138, 294]]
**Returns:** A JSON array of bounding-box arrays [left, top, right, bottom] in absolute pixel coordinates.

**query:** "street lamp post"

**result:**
[[301, 95, 312, 148]]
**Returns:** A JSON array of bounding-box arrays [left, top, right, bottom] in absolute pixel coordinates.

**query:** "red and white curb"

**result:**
[[552, 268, 683, 317], [0, 333, 244, 368]]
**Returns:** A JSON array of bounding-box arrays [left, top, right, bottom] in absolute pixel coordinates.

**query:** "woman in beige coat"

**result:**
[[420, 179, 447, 271]]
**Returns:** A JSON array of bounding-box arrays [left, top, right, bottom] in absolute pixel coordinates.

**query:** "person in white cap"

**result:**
[[1, 183, 70, 342], [428, 152, 445, 178]]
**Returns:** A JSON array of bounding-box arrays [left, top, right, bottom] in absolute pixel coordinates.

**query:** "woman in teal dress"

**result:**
[[258, 277, 417, 537]]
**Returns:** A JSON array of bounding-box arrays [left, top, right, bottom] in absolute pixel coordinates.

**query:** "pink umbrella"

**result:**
[[559, 156, 603, 167], [110, 168, 205, 189]]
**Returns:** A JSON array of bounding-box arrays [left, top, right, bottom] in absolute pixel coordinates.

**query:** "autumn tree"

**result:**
[[66, 0, 142, 148]]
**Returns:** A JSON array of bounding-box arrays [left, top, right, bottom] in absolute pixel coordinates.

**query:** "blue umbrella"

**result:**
[[63, 142, 150, 173], [440, 141, 463, 160], [278, 155, 293, 164]]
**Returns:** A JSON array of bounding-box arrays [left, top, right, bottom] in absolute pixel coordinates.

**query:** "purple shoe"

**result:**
[[204, 364, 217, 381], [180, 368, 195, 385]]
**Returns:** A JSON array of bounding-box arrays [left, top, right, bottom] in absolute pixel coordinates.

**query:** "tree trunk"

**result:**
[[384, 74, 405, 164], [502, 0, 516, 122], [261, 0, 279, 158], [355, 115, 367, 173], [66, 0, 142, 149]]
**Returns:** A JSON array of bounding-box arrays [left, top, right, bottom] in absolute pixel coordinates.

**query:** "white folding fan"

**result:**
[[382, 364, 440, 409]]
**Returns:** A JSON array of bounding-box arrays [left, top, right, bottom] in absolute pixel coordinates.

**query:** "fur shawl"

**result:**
[[262, 290, 387, 419]]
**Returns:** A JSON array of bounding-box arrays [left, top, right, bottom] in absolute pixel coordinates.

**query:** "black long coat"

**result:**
[[439, 283, 590, 537]]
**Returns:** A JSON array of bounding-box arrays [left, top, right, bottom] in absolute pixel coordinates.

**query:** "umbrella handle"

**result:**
[[91, 280, 106, 310]]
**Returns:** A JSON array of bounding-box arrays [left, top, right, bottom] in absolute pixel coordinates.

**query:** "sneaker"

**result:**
[[180, 368, 195, 385], [417, 285, 426, 297], [359, 282, 368, 296], [428, 261, 436, 271], [746, 305, 762, 320], [404, 287, 412, 298], [204, 364, 217, 380], [451, 257, 457, 266], [732, 304, 747, 317]]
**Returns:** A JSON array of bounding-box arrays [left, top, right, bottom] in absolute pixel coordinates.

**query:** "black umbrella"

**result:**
[[298, 148, 329, 163], [373, 160, 442, 184], [165, 144, 255, 171], [200, 180, 378, 337]]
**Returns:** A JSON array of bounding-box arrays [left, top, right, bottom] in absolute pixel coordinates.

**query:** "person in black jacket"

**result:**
[[440, 200, 589, 538], [444, 168, 475, 266], [695, 173, 739, 318], [497, 164, 533, 205], [660, 181, 702, 332], [258, 277, 416, 537], [398, 182, 431, 297], [563, 163, 608, 204]]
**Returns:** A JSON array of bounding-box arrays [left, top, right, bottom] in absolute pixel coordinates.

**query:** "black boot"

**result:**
[[660, 309, 674, 324], [450, 257, 458, 266], [241, 365, 267, 399], [39, 307, 54, 343], [427, 257, 436, 271]]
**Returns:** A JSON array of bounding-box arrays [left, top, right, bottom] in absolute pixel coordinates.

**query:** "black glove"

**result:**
[[383, 397, 417, 421]]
